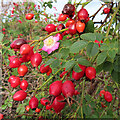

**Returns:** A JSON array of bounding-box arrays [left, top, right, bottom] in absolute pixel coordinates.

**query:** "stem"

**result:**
[[105, 2, 120, 40], [80, 79, 85, 118], [30, 28, 68, 45], [1, 86, 13, 96]]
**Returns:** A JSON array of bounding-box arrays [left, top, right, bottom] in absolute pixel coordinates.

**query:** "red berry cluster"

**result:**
[[44, 4, 90, 41], [40, 80, 80, 113], [99, 90, 112, 107]]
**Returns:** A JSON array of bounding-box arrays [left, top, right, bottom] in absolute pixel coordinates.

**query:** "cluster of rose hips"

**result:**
[[44, 3, 90, 40], [60, 65, 96, 81], [99, 90, 112, 108]]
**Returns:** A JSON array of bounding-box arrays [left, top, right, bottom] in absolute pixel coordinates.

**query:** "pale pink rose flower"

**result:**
[[42, 36, 60, 54]]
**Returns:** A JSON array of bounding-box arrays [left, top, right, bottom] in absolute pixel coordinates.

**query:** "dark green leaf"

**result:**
[[73, 64, 82, 72], [51, 59, 61, 68], [84, 20, 94, 33], [70, 40, 88, 53], [108, 49, 116, 60], [113, 56, 120, 72], [64, 60, 75, 71], [96, 51, 107, 65], [111, 70, 120, 84], [96, 63, 103, 73], [45, 58, 55, 66], [62, 40, 72, 47], [85, 94, 91, 102], [83, 104, 91, 116], [77, 57, 91, 66], [86, 42, 99, 57], [103, 61, 113, 72]]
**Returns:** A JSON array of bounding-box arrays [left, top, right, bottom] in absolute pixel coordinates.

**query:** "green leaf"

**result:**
[[108, 49, 116, 61], [80, 33, 105, 41], [84, 20, 94, 33], [64, 60, 75, 71], [45, 58, 55, 66], [1, 104, 7, 110], [73, 64, 82, 72], [70, 40, 88, 53], [113, 56, 120, 72], [86, 42, 99, 57], [51, 59, 61, 68], [83, 104, 91, 116], [111, 70, 120, 83], [85, 94, 91, 102], [96, 63, 103, 73], [62, 40, 72, 47], [59, 48, 69, 59], [103, 61, 113, 72], [77, 57, 91, 66], [96, 51, 107, 65]]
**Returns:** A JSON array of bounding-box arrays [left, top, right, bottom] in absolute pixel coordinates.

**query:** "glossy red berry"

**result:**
[[35, 108, 41, 113], [85, 17, 90, 23], [40, 64, 50, 73], [19, 46, 34, 63], [8, 75, 15, 82], [10, 38, 27, 49], [103, 8, 110, 14], [31, 53, 42, 67], [78, 7, 88, 21], [0, 113, 3, 120], [20, 79, 28, 91], [13, 90, 27, 101], [58, 14, 67, 21], [20, 44, 31, 55], [99, 90, 105, 97], [72, 64, 86, 80], [18, 64, 28, 76], [10, 76, 21, 88], [9, 56, 21, 68], [66, 19, 75, 27], [76, 21, 85, 33], [49, 80, 62, 97], [52, 95, 66, 113], [62, 80, 75, 98], [26, 105, 30, 112], [45, 24, 56, 33], [26, 13, 34, 20], [68, 23, 77, 35], [104, 91, 112, 102], [40, 98, 50, 106], [29, 96, 39, 110], [85, 67, 96, 80]]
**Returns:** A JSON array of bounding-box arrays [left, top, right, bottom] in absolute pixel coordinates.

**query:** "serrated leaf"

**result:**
[[77, 57, 91, 66], [86, 42, 99, 57], [81, 33, 105, 41], [51, 59, 61, 68], [73, 64, 82, 72], [111, 70, 120, 83], [59, 48, 69, 59], [64, 60, 75, 71], [62, 40, 72, 47], [45, 58, 55, 66], [8, 102, 12, 107], [96, 51, 107, 65], [70, 40, 88, 53]]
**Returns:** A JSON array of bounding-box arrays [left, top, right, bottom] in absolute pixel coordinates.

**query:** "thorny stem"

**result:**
[[29, 28, 68, 45]]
